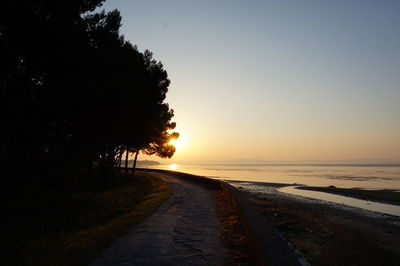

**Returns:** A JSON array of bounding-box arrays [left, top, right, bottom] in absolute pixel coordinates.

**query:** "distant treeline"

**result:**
[[0, 0, 178, 191], [122, 160, 161, 168]]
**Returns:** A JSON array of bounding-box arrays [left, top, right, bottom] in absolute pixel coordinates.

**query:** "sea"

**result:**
[[150, 163, 400, 190], [148, 163, 400, 216]]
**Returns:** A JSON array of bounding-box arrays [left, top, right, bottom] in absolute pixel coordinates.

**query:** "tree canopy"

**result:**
[[0, 0, 178, 189]]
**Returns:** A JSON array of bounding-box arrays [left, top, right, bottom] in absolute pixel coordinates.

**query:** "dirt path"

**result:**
[[90, 172, 225, 266]]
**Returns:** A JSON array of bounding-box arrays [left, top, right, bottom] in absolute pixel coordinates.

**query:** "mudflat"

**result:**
[[297, 186, 400, 206], [243, 184, 400, 266]]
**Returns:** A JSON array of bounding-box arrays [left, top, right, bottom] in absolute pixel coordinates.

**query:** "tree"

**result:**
[[0, 0, 107, 186], [0, 0, 178, 189], [123, 51, 179, 176]]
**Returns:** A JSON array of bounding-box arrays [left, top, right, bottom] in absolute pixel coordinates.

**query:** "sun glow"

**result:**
[[169, 163, 177, 170], [168, 137, 183, 149]]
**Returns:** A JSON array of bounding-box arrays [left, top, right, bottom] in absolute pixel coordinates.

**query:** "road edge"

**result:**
[[139, 168, 308, 266]]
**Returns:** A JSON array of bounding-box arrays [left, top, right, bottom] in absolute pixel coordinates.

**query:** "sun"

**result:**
[[168, 137, 183, 149], [169, 163, 177, 170]]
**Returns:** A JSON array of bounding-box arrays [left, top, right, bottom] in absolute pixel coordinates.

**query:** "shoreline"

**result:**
[[296, 186, 400, 206], [143, 170, 400, 265], [237, 182, 400, 265], [141, 169, 307, 265], [227, 180, 400, 207]]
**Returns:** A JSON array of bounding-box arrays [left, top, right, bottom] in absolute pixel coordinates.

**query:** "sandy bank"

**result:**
[[133, 170, 400, 265], [229, 180, 400, 206], [297, 186, 400, 206], [237, 182, 400, 266]]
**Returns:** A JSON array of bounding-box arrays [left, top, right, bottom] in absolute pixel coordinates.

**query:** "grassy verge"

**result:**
[[214, 189, 255, 265], [2, 171, 171, 266]]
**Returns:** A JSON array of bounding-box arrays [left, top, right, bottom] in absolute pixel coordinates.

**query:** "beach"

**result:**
[[135, 169, 400, 265], [144, 164, 400, 264], [237, 182, 400, 265], [296, 185, 400, 206]]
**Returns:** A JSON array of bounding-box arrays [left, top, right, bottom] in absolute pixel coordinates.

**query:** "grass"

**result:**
[[1, 171, 171, 266], [214, 189, 256, 265]]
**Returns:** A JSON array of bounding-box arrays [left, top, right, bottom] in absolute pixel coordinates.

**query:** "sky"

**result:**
[[101, 0, 400, 163]]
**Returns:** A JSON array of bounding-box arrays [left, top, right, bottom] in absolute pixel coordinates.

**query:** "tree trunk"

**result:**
[[124, 146, 129, 172], [117, 152, 122, 168], [109, 148, 115, 179], [115, 148, 123, 168], [132, 149, 139, 177]]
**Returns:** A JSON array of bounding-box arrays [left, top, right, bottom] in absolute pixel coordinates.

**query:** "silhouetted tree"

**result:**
[[0, 0, 178, 190], [0, 0, 106, 187]]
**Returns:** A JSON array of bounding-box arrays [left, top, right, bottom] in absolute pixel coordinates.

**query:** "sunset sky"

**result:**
[[102, 0, 400, 163]]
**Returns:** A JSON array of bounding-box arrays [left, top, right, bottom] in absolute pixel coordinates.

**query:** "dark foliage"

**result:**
[[0, 0, 178, 191]]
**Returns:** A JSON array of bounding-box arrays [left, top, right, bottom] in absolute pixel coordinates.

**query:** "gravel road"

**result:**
[[90, 172, 225, 265]]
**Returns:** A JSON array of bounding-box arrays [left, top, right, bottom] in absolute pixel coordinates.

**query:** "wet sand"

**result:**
[[297, 186, 400, 206], [238, 182, 400, 266], [228, 180, 400, 206]]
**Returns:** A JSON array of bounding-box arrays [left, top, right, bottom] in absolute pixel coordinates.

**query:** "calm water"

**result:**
[[280, 186, 400, 217], [151, 163, 400, 190], [149, 163, 400, 216]]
